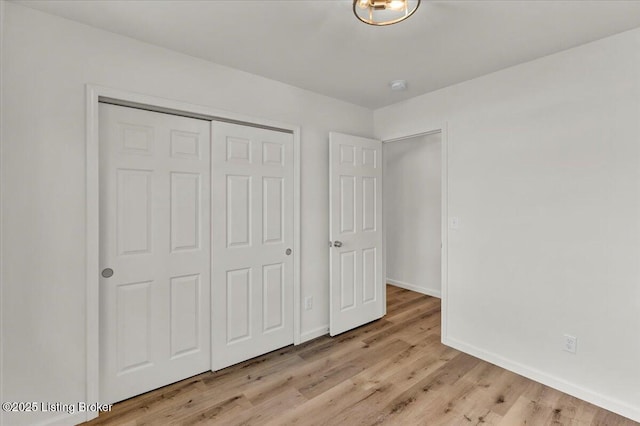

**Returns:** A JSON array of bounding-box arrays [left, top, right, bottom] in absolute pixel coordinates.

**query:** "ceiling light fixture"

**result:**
[[353, 0, 420, 26]]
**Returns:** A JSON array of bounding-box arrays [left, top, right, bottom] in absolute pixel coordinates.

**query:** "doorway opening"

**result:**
[[327, 128, 448, 338], [383, 131, 443, 307]]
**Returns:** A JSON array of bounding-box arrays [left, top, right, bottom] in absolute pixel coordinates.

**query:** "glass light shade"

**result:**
[[353, 0, 420, 26]]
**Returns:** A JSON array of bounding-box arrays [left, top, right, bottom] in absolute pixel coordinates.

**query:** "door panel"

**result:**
[[226, 268, 251, 343], [170, 172, 201, 252], [340, 251, 357, 310], [212, 122, 294, 370], [170, 274, 201, 358], [99, 103, 211, 404], [340, 176, 356, 233], [263, 263, 284, 331], [329, 132, 384, 336], [362, 177, 377, 232], [263, 177, 284, 244], [116, 280, 152, 372], [116, 169, 152, 255], [363, 247, 377, 302], [226, 175, 252, 247]]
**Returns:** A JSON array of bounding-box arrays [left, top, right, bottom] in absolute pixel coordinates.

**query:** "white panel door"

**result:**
[[211, 121, 294, 370], [329, 132, 384, 336], [99, 103, 211, 404]]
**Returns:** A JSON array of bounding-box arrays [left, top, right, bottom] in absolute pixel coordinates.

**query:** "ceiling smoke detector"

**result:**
[[390, 80, 408, 91]]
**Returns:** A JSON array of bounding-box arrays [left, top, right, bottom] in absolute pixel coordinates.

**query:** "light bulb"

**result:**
[[358, 0, 370, 9], [388, 0, 405, 10]]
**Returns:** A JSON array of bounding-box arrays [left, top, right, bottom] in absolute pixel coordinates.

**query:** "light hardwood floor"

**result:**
[[85, 285, 638, 425]]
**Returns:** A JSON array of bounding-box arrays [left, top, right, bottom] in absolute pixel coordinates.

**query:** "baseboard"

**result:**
[[387, 278, 441, 298], [299, 325, 329, 343], [30, 410, 87, 426], [442, 336, 640, 423]]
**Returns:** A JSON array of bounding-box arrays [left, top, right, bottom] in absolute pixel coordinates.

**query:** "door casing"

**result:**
[[85, 84, 301, 423]]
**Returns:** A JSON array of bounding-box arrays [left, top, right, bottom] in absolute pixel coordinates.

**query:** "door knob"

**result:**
[[101, 268, 114, 278], [333, 241, 343, 248], [285, 248, 292, 255]]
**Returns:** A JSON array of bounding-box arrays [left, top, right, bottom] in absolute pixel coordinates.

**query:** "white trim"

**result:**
[[85, 84, 302, 422], [292, 126, 302, 345], [386, 279, 441, 298], [85, 86, 100, 423], [382, 129, 442, 144], [381, 138, 387, 316], [0, 0, 5, 419], [34, 410, 87, 426], [300, 325, 329, 343], [443, 336, 640, 423], [380, 124, 449, 340], [441, 124, 449, 341]]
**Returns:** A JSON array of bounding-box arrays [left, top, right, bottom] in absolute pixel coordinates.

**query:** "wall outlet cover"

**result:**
[[563, 334, 577, 354]]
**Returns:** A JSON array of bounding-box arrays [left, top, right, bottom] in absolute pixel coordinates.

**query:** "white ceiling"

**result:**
[[16, 0, 640, 109]]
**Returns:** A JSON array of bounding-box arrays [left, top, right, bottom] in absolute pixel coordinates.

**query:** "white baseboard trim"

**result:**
[[442, 336, 640, 423], [299, 325, 329, 343], [32, 410, 87, 426], [387, 278, 441, 299]]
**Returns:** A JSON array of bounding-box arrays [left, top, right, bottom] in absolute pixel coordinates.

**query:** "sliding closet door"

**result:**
[[99, 103, 211, 403], [211, 121, 294, 370]]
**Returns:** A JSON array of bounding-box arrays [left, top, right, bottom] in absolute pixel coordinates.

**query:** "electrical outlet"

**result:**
[[304, 296, 313, 311], [563, 334, 577, 354]]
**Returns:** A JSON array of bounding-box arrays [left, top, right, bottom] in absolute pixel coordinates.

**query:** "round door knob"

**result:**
[[101, 268, 114, 278], [285, 248, 292, 255], [333, 241, 343, 248]]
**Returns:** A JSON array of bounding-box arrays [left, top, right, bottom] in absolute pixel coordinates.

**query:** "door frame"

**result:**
[[381, 124, 449, 340], [85, 84, 302, 422]]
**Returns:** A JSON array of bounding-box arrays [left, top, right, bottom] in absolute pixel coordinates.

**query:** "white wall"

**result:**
[[384, 134, 441, 297], [375, 27, 640, 422], [0, 3, 373, 425]]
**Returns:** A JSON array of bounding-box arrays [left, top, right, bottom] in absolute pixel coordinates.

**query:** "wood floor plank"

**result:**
[[84, 286, 639, 426], [385, 291, 434, 316], [296, 339, 410, 399], [263, 378, 388, 426], [222, 387, 307, 426]]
